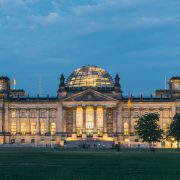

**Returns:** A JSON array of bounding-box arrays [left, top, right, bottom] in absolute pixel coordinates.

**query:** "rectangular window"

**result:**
[[50, 111, 56, 118], [40, 111, 46, 118], [21, 123, 26, 135], [30, 111, 36, 118], [11, 111, 16, 118], [124, 112, 129, 118], [11, 122, 16, 135], [41, 122, 46, 135], [20, 111, 26, 118], [163, 111, 169, 118], [133, 112, 139, 118], [31, 123, 36, 135], [51, 122, 56, 135]]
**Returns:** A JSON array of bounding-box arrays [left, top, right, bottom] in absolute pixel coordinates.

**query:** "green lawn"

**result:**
[[0, 148, 180, 180]]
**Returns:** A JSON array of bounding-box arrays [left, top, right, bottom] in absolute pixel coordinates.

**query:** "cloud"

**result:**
[[72, 0, 148, 15], [30, 12, 61, 25]]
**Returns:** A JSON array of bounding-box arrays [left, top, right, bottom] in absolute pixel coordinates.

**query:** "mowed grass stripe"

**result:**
[[0, 148, 180, 180]]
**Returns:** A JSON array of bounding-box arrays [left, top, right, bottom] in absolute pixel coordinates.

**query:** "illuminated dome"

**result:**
[[66, 66, 114, 88]]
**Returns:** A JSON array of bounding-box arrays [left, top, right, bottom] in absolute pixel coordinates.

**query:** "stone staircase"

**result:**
[[64, 139, 114, 149]]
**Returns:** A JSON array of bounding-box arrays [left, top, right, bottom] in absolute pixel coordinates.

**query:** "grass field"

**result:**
[[0, 148, 180, 180]]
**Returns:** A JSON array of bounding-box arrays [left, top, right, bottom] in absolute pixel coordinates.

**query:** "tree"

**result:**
[[135, 113, 163, 149], [167, 113, 180, 149]]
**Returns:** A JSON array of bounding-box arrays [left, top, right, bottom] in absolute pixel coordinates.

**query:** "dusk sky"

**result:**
[[0, 0, 180, 96]]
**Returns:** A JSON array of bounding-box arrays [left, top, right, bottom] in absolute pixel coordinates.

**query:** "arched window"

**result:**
[[51, 122, 56, 135], [124, 122, 129, 135], [96, 107, 103, 129], [41, 122, 46, 135], [86, 106, 94, 129], [76, 107, 83, 128], [11, 122, 16, 135], [31, 122, 36, 135], [11, 111, 16, 118], [21, 122, 26, 135]]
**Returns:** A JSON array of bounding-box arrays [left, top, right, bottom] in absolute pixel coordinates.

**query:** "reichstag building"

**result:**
[[0, 65, 180, 148]]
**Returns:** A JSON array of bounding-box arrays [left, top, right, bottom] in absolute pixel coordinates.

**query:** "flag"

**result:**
[[128, 96, 132, 110]]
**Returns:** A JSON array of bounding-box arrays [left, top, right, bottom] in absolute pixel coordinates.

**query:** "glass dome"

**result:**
[[66, 66, 114, 88]]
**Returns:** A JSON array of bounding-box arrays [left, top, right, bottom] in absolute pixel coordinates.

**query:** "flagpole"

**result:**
[[165, 75, 167, 90]]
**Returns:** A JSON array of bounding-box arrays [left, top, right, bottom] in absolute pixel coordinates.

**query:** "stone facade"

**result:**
[[0, 66, 180, 148]]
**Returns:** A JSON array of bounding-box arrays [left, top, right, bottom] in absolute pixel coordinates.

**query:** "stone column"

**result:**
[[103, 107, 107, 133], [93, 106, 97, 132], [83, 107, 86, 133], [128, 109, 132, 135], [113, 107, 117, 133], [16, 109, 20, 134], [47, 108, 50, 134], [36, 109, 40, 134], [73, 107, 76, 133], [0, 108, 2, 133], [159, 108, 163, 129], [27, 109, 30, 134], [63, 107, 66, 132]]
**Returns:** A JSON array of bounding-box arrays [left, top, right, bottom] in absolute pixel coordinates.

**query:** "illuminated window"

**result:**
[[11, 111, 16, 118], [41, 122, 46, 135], [124, 122, 129, 135], [163, 111, 169, 118], [86, 107, 94, 129], [76, 107, 83, 128], [50, 122, 56, 135], [96, 107, 103, 128], [31, 122, 36, 135], [21, 122, 26, 135], [11, 122, 16, 135], [66, 66, 114, 88]]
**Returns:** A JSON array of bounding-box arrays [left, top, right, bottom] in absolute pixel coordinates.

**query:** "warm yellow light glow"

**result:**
[[124, 122, 129, 135], [11, 122, 16, 135], [96, 107, 103, 128], [11, 111, 16, 118], [21, 122, 26, 135], [76, 107, 83, 128], [86, 106, 94, 129], [51, 122, 56, 135], [66, 66, 114, 88], [41, 122, 46, 135], [31, 122, 36, 135]]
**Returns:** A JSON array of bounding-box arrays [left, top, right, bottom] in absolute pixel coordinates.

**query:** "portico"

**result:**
[[62, 96, 118, 140]]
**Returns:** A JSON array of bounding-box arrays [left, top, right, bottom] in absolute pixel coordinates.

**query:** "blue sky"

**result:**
[[0, 0, 180, 96]]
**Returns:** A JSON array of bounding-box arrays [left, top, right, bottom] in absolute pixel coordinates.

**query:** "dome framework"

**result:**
[[66, 66, 114, 88]]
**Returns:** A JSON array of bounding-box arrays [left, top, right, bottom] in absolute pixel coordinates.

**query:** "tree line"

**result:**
[[135, 113, 180, 149]]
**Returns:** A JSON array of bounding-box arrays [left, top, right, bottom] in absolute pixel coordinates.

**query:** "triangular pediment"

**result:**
[[63, 89, 118, 102]]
